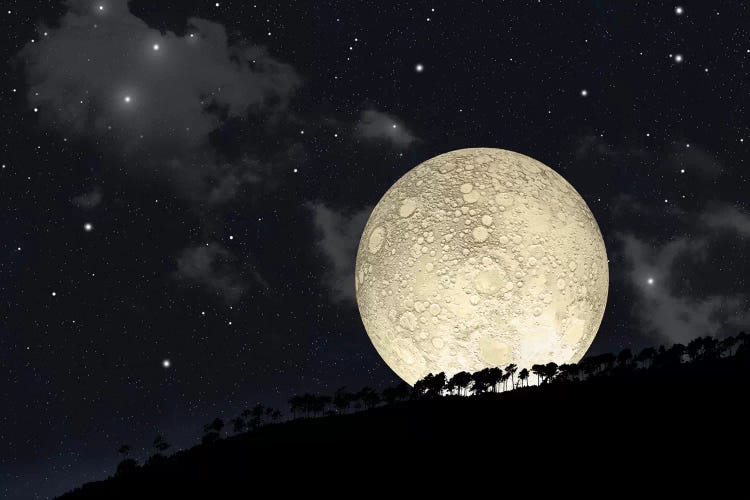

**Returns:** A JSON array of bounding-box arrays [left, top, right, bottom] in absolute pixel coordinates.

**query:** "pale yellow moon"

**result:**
[[355, 148, 608, 385]]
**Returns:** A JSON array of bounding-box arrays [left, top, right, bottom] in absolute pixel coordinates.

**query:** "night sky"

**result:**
[[3, 0, 750, 497]]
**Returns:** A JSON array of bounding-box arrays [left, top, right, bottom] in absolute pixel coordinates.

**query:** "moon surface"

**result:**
[[355, 148, 608, 385]]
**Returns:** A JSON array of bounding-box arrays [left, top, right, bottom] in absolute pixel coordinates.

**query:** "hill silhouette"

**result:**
[[59, 334, 750, 498]]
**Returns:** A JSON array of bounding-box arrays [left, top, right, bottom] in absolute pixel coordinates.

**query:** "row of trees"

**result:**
[[116, 332, 747, 475], [414, 332, 749, 398], [115, 403, 283, 475]]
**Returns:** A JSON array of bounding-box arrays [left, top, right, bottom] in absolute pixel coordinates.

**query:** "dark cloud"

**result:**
[[307, 202, 372, 303], [700, 202, 750, 237], [575, 134, 648, 162], [664, 143, 723, 178], [617, 233, 747, 344], [355, 109, 417, 149], [174, 243, 245, 302], [18, 0, 300, 203], [18, 0, 301, 299], [575, 134, 721, 179], [71, 187, 103, 208]]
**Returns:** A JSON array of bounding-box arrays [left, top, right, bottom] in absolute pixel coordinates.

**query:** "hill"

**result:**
[[58, 351, 750, 498]]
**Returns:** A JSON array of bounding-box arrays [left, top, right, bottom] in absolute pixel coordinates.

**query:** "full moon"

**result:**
[[355, 148, 608, 385]]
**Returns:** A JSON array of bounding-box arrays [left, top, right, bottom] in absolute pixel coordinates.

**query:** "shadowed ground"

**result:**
[[58, 353, 750, 498]]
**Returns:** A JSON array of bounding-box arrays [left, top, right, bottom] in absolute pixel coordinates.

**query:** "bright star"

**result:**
[[675, 6, 684, 15], [415, 63, 424, 73], [647, 278, 654, 285], [153, 43, 159, 51], [124, 96, 131, 103], [392, 124, 397, 129], [581, 89, 588, 97], [162, 359, 171, 368], [674, 54, 683, 63], [98, 5, 104, 11], [84, 223, 93, 232]]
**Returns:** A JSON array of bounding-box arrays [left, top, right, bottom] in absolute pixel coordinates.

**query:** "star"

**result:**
[[675, 6, 684, 15], [580, 89, 588, 97], [84, 223, 93, 232], [98, 5, 104, 11], [415, 63, 424, 73], [124, 96, 131, 103], [162, 359, 171, 368], [647, 277, 654, 285], [293, 168, 298, 173], [51, 292, 57, 297], [674, 54, 683, 63], [680, 168, 685, 173], [392, 124, 397, 129], [153, 43, 159, 51]]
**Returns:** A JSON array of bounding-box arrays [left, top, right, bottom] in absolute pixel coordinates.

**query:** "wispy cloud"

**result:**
[[355, 109, 417, 149], [307, 202, 372, 303]]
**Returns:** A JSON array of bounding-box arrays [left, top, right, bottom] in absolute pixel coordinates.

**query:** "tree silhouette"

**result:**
[[449, 371, 473, 396], [152, 435, 171, 453], [557, 363, 580, 381], [702, 337, 719, 359], [288, 395, 303, 418], [378, 382, 410, 402], [471, 370, 491, 394], [117, 444, 131, 459], [637, 347, 657, 369], [543, 362, 558, 383], [230, 416, 245, 434], [333, 387, 353, 413], [617, 349, 633, 367], [249, 403, 265, 429], [358, 387, 380, 409], [654, 343, 684, 368], [505, 364, 517, 389], [721, 336, 737, 357], [271, 409, 281, 422], [445, 377, 459, 396], [518, 368, 529, 387], [115, 458, 138, 476], [503, 372, 513, 391], [488, 367, 504, 392], [595, 353, 616, 374], [687, 337, 705, 362], [314, 394, 333, 415], [414, 373, 446, 398], [531, 364, 545, 385], [202, 418, 224, 445]]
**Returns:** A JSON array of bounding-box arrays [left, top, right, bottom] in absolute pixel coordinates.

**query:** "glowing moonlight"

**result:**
[[355, 148, 608, 385]]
